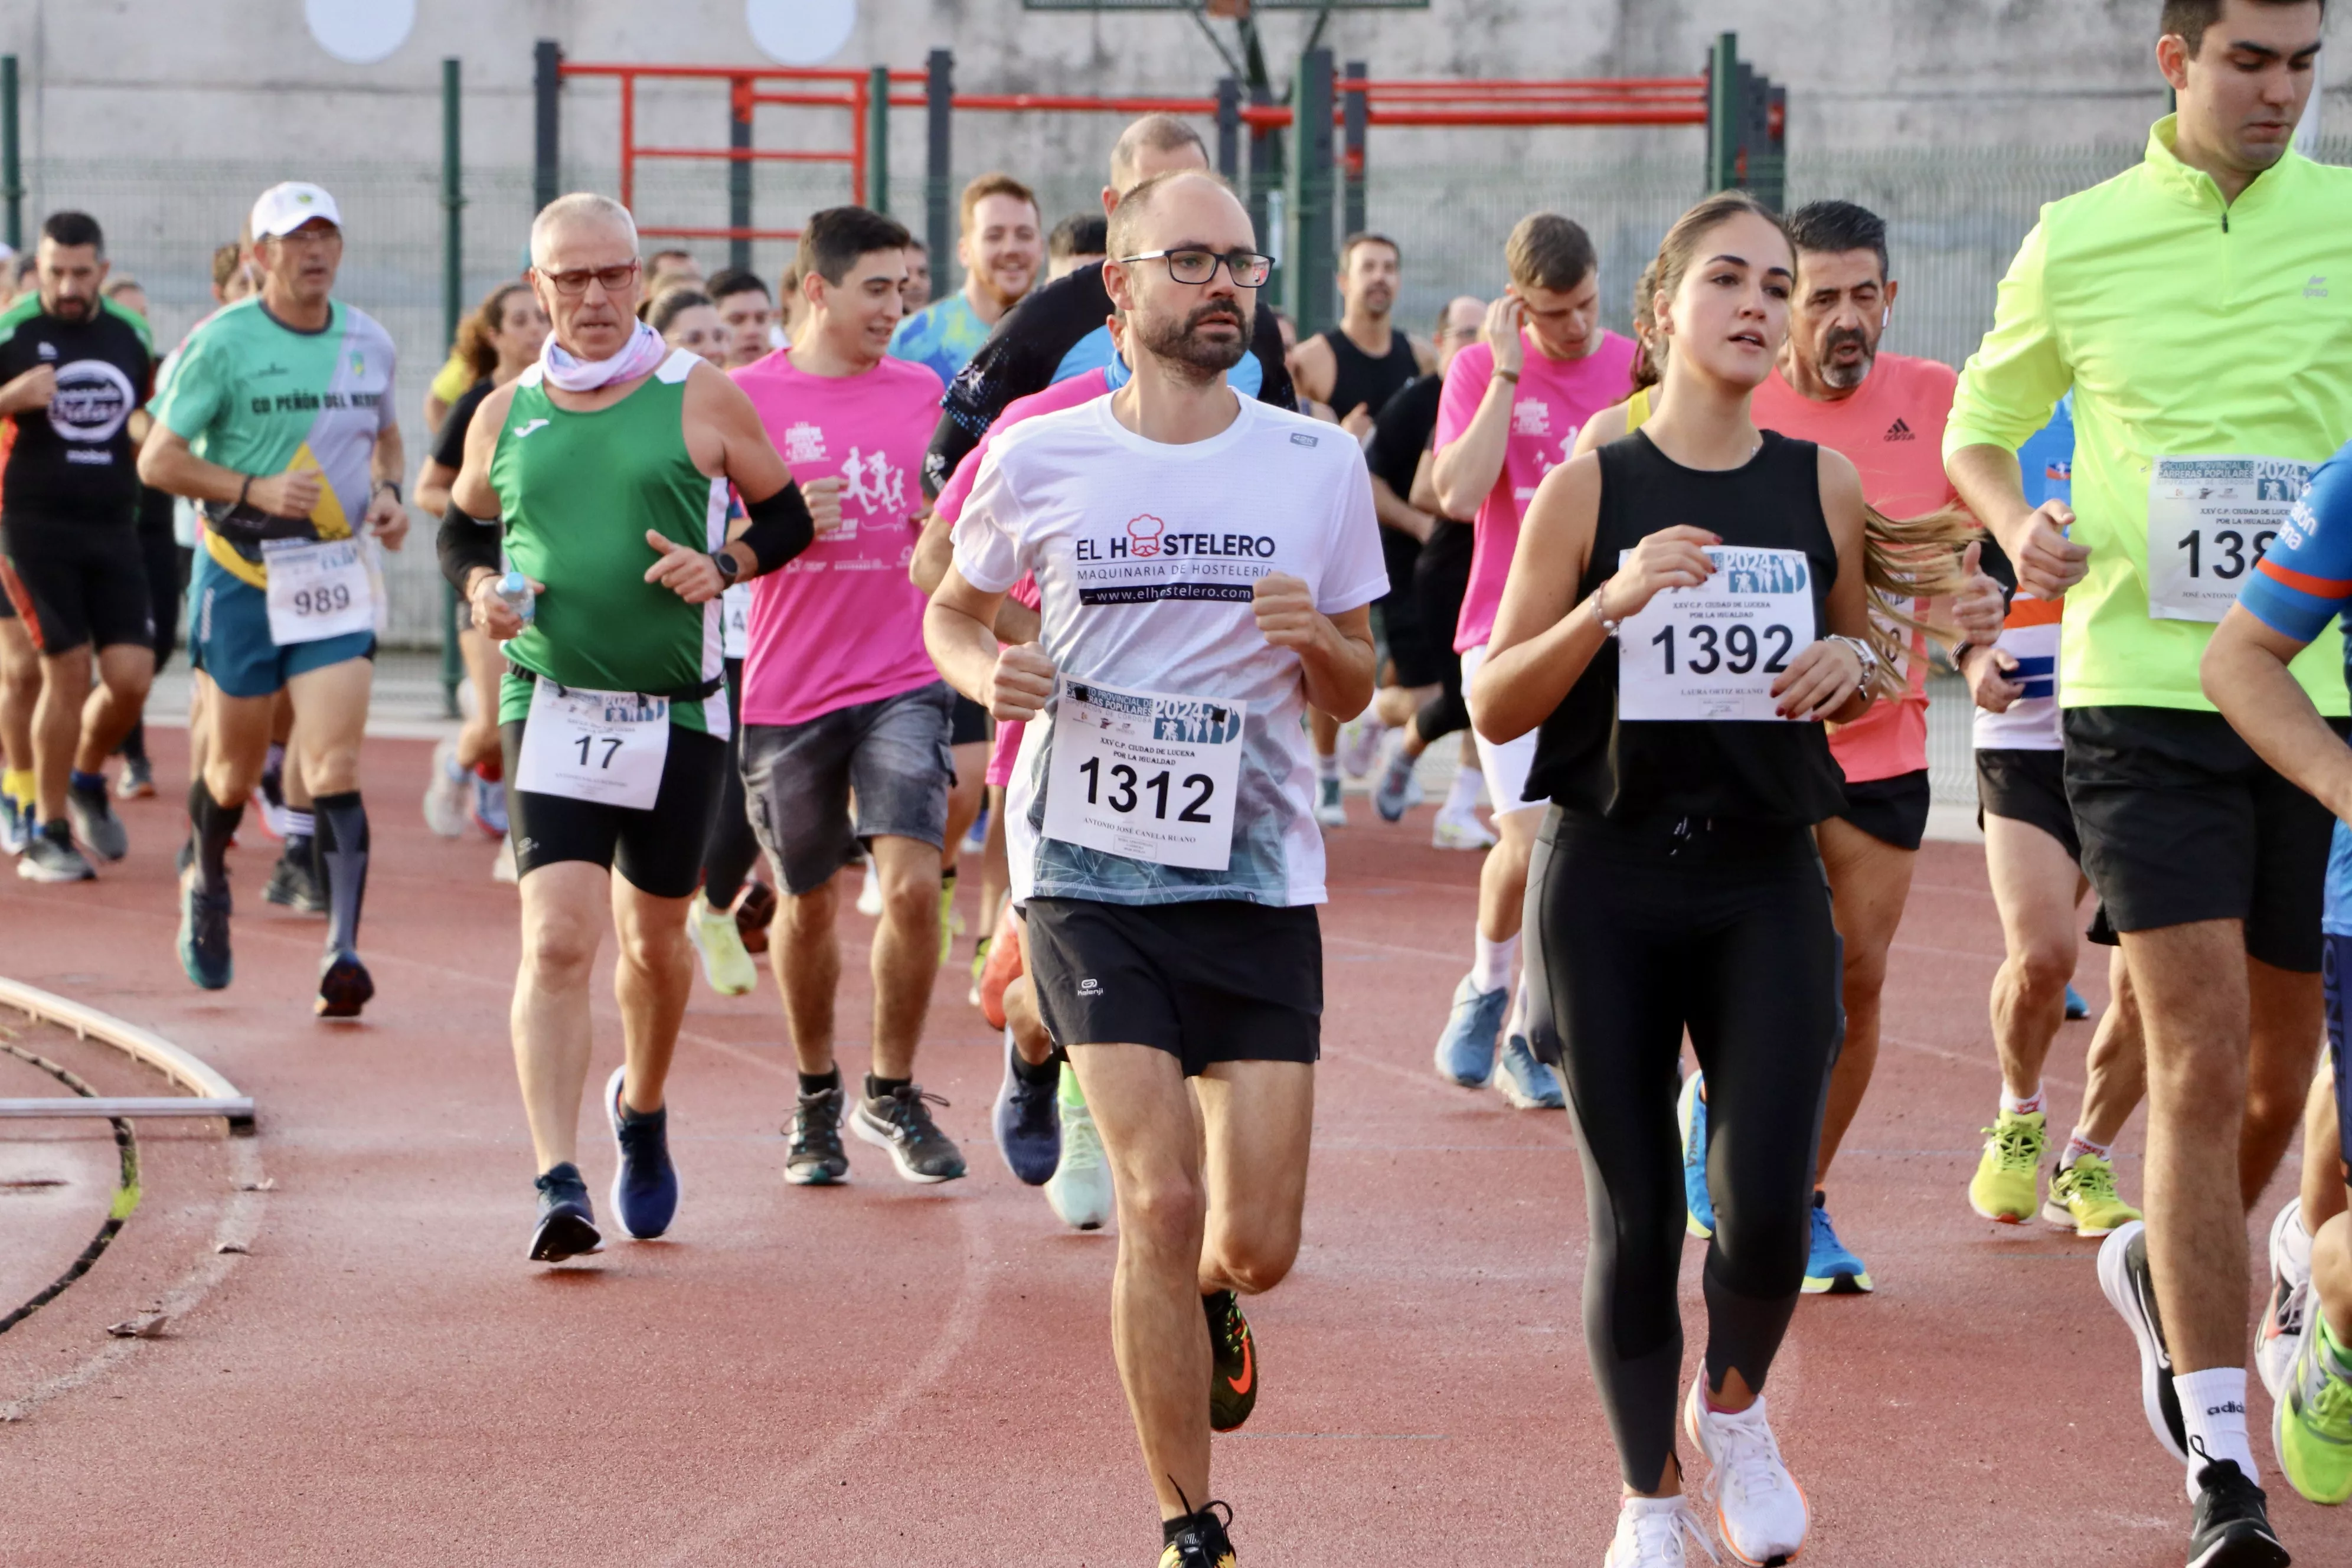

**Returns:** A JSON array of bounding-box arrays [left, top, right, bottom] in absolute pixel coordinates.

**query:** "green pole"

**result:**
[[1, 57, 21, 251], [1706, 32, 1739, 193], [439, 57, 465, 716], [1283, 48, 1335, 335], [867, 64, 891, 214]]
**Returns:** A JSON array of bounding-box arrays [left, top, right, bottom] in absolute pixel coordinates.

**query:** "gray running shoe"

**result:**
[[18, 821, 94, 883], [67, 782, 127, 861], [852, 1083, 966, 1184]]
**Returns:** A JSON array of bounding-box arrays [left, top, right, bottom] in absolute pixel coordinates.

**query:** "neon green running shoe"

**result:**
[[686, 890, 756, 997], [1968, 1109, 2046, 1224], [2273, 1320, 2352, 1504], [2043, 1152, 2141, 1238]]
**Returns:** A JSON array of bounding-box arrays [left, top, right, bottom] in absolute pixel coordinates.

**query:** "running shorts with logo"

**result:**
[[151, 295, 396, 698], [953, 394, 1387, 1072], [0, 517, 152, 654], [486, 349, 733, 895], [1972, 405, 2077, 857]]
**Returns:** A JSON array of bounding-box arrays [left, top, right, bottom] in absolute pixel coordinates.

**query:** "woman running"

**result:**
[[1472, 191, 1965, 1567]]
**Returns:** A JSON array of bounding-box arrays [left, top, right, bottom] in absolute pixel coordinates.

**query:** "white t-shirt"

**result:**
[[954, 393, 1389, 908]]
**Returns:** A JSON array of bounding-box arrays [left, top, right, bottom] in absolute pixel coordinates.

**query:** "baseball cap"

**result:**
[[250, 182, 343, 241]]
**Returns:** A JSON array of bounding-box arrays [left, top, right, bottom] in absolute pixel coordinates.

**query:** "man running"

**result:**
[[735, 206, 965, 1187], [926, 166, 1385, 1566], [440, 192, 812, 1260], [1046, 214, 1106, 282], [705, 267, 775, 371], [1429, 214, 1632, 1110], [890, 172, 1043, 390], [140, 182, 404, 1015], [1947, 4, 2345, 1557], [0, 211, 155, 881]]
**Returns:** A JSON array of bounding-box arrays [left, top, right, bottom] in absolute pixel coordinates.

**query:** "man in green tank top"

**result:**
[[441, 192, 815, 1263]]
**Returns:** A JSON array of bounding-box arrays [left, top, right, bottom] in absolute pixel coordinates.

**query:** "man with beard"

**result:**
[[0, 211, 156, 881], [926, 167, 1384, 1566], [891, 172, 1044, 389]]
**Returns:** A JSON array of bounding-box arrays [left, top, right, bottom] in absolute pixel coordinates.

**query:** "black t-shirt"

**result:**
[[432, 377, 495, 471], [1366, 373, 1443, 509], [0, 295, 156, 523]]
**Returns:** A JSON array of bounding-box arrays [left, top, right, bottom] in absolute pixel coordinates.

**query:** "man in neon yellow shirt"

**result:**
[[1946, 3, 2347, 1557]]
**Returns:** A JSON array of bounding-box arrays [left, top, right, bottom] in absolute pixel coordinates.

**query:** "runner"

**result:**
[[899, 238, 932, 319], [1045, 213, 1106, 282], [1428, 213, 1634, 1110], [1472, 190, 1965, 1568], [0, 540, 32, 856], [1945, 4, 2344, 1555], [644, 247, 701, 294], [138, 181, 403, 1014], [926, 166, 1386, 1564], [705, 267, 775, 370], [96, 271, 174, 802], [890, 172, 1043, 389], [437, 191, 813, 1260], [734, 205, 966, 1187], [2203, 430, 2352, 1509], [416, 281, 549, 858], [0, 211, 156, 881]]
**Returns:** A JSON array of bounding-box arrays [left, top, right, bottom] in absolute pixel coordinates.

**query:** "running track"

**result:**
[[0, 732, 2328, 1564]]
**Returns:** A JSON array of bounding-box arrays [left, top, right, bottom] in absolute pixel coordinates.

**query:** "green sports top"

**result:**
[[1946, 117, 2352, 714], [488, 349, 729, 733]]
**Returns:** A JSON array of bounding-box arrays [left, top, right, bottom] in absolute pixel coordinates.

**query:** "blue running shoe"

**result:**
[[605, 1065, 680, 1240], [530, 1162, 602, 1262], [1803, 1193, 1873, 1294], [1679, 1070, 1715, 1239], [177, 873, 233, 991], [1433, 974, 1508, 1087], [992, 1027, 1062, 1185], [1373, 756, 1424, 823], [2064, 982, 2089, 1021], [1495, 1034, 1564, 1109]]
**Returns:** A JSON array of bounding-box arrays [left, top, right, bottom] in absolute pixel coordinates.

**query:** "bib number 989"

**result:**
[[1649, 620, 1794, 676], [292, 583, 353, 618], [1076, 757, 1216, 824]]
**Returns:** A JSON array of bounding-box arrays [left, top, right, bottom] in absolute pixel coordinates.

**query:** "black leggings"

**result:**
[[1527, 807, 1842, 1492], [702, 658, 762, 906], [1409, 518, 1474, 747]]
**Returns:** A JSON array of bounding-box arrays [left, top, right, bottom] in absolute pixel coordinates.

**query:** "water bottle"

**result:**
[[496, 570, 535, 626]]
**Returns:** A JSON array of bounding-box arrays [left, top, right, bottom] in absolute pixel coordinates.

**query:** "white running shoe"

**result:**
[[1604, 1496, 1719, 1567], [492, 834, 518, 884], [856, 864, 885, 917], [1312, 775, 1349, 829], [1046, 1069, 1113, 1232], [1338, 716, 1386, 780], [1431, 802, 1498, 851], [422, 736, 471, 838], [1683, 1384, 1808, 1567], [2257, 1197, 2312, 1400], [687, 889, 757, 996]]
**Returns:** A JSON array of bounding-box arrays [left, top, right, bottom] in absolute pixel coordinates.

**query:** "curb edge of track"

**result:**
[[0, 975, 255, 1134]]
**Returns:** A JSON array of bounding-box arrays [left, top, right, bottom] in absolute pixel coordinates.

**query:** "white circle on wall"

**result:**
[[305, 0, 416, 64], [747, 0, 858, 67]]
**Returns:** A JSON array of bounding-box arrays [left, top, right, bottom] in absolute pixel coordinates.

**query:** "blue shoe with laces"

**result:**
[[1803, 1192, 1873, 1294], [1679, 1070, 1715, 1239], [605, 1065, 680, 1240], [2064, 982, 2090, 1021], [992, 1027, 1062, 1185], [1495, 1033, 1564, 1109], [1432, 974, 1508, 1087]]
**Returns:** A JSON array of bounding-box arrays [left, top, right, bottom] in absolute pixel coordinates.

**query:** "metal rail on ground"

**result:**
[[0, 976, 254, 1133]]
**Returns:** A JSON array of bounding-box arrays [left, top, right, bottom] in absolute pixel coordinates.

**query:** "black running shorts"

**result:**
[[501, 719, 726, 900], [1834, 767, 1931, 853], [0, 514, 153, 655], [949, 691, 991, 748], [2064, 705, 2342, 974], [1975, 747, 2079, 864], [1024, 897, 1322, 1075]]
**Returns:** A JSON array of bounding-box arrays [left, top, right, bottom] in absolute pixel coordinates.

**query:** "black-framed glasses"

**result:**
[[538, 261, 641, 298], [1118, 249, 1274, 288]]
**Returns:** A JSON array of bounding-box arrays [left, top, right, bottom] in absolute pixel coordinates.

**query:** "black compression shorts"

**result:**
[[0, 515, 153, 655], [501, 720, 727, 900]]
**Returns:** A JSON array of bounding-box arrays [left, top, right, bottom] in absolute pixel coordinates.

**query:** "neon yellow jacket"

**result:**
[[1946, 116, 2352, 713]]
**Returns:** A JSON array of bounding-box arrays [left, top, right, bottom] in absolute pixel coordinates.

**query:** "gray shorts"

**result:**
[[741, 680, 955, 895]]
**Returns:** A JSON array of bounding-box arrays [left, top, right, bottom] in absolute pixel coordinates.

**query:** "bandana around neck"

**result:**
[[539, 320, 669, 392]]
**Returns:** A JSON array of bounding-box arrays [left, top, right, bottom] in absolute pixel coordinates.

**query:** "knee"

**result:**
[[302, 746, 361, 796], [1209, 1219, 1300, 1296], [2011, 938, 2075, 999], [618, 917, 688, 977], [782, 883, 835, 933], [522, 916, 599, 984], [879, 867, 939, 931], [1119, 1171, 1207, 1259]]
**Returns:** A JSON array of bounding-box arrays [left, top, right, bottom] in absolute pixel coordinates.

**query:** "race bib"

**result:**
[[514, 680, 671, 810], [721, 583, 751, 659], [2146, 455, 2309, 622], [1042, 676, 1245, 871], [262, 537, 374, 645], [1615, 545, 1815, 722]]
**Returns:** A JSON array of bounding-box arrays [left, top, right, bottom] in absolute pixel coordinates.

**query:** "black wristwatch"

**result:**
[[711, 550, 743, 589], [373, 479, 401, 505]]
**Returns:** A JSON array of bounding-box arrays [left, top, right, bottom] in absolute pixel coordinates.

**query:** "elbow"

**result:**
[[134, 443, 166, 489]]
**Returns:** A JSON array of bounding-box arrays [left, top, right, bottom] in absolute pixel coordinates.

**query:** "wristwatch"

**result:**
[[711, 550, 743, 589]]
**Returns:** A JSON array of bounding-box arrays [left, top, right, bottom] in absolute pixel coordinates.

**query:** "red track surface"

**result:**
[[0, 731, 2331, 1564]]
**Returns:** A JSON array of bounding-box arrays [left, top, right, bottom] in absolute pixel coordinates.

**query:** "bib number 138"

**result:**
[[2147, 455, 2308, 622]]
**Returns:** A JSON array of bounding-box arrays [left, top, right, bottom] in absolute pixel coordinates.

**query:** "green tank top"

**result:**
[[489, 351, 727, 732]]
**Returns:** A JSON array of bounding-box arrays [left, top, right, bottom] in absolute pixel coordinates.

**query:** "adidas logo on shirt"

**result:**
[[1884, 417, 1916, 442]]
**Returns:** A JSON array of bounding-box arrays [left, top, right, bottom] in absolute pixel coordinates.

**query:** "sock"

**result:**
[[1008, 1033, 1057, 1085], [69, 767, 105, 795], [2060, 1129, 2113, 1168], [2000, 1082, 2046, 1117], [865, 1073, 910, 1102], [798, 1067, 841, 1098], [1056, 1061, 1087, 1109], [1443, 762, 1482, 815], [1504, 974, 1531, 1042], [2277, 1201, 2314, 1283], [187, 782, 243, 894], [1315, 750, 1340, 783], [2323, 1314, 2352, 1379], [120, 720, 147, 764], [4, 766, 32, 806], [2175, 1367, 2258, 1495], [1471, 931, 1517, 994], [263, 742, 285, 782], [281, 809, 316, 842], [312, 790, 369, 955]]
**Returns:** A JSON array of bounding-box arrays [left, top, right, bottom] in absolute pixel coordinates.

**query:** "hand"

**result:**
[[1951, 541, 2003, 645], [989, 642, 1057, 721], [2011, 498, 2086, 599], [644, 530, 724, 605], [1252, 571, 1323, 652], [469, 569, 541, 643], [0, 363, 56, 413], [1482, 293, 1527, 376], [1598, 524, 1719, 622], [1772, 636, 1867, 720], [247, 468, 324, 520], [1962, 643, 2026, 714], [364, 484, 409, 551], [1340, 403, 1374, 440], [802, 475, 845, 535]]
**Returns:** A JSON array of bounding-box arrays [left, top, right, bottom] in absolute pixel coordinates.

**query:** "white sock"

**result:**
[[2277, 1199, 2314, 1284], [282, 809, 315, 840], [1471, 932, 1517, 994], [1504, 974, 1531, 1041], [2060, 1128, 2112, 1168], [1315, 750, 1340, 782], [2174, 1367, 2258, 1497], [1442, 762, 1482, 815], [2000, 1082, 2045, 1116]]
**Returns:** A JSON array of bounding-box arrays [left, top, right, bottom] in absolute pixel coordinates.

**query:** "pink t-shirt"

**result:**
[[733, 349, 946, 727], [1438, 329, 1637, 654], [1750, 353, 1959, 784]]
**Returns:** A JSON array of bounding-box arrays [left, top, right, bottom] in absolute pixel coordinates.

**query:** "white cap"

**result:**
[[250, 182, 342, 241]]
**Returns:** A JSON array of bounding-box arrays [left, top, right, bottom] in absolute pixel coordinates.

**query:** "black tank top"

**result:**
[[1319, 325, 1418, 421], [1525, 429, 1848, 826]]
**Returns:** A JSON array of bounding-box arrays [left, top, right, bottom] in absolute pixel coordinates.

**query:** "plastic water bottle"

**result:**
[[496, 570, 535, 626]]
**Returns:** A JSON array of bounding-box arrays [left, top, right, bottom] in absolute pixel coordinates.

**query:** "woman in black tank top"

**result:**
[[1465, 194, 1946, 1566]]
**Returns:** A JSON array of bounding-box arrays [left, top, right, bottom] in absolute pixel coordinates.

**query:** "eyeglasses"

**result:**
[[1118, 249, 1274, 288], [538, 262, 641, 298]]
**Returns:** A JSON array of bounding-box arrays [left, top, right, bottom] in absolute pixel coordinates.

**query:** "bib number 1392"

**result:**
[[1647, 620, 1795, 677], [1615, 545, 1815, 723]]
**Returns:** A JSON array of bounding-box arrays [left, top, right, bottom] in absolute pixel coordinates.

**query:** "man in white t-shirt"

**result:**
[[926, 169, 1385, 1567]]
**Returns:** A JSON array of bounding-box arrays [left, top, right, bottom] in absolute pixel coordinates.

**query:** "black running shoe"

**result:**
[[2187, 1458, 2290, 1568], [1207, 1289, 1257, 1433], [265, 846, 328, 913], [18, 821, 96, 883], [1158, 1501, 1238, 1568], [315, 949, 373, 1018], [67, 782, 126, 861], [177, 872, 233, 989], [851, 1083, 967, 1184], [530, 1162, 603, 1262], [2098, 1221, 2188, 1462], [785, 1086, 851, 1186]]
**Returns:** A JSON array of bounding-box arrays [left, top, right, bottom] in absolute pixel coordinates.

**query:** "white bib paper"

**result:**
[[1615, 546, 1816, 722], [514, 680, 671, 810], [721, 583, 751, 659], [262, 537, 375, 645], [2145, 455, 2308, 622], [1043, 676, 1245, 871]]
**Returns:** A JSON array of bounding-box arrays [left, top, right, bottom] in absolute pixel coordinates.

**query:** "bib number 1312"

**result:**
[[1043, 676, 1246, 871], [1074, 756, 1217, 824]]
